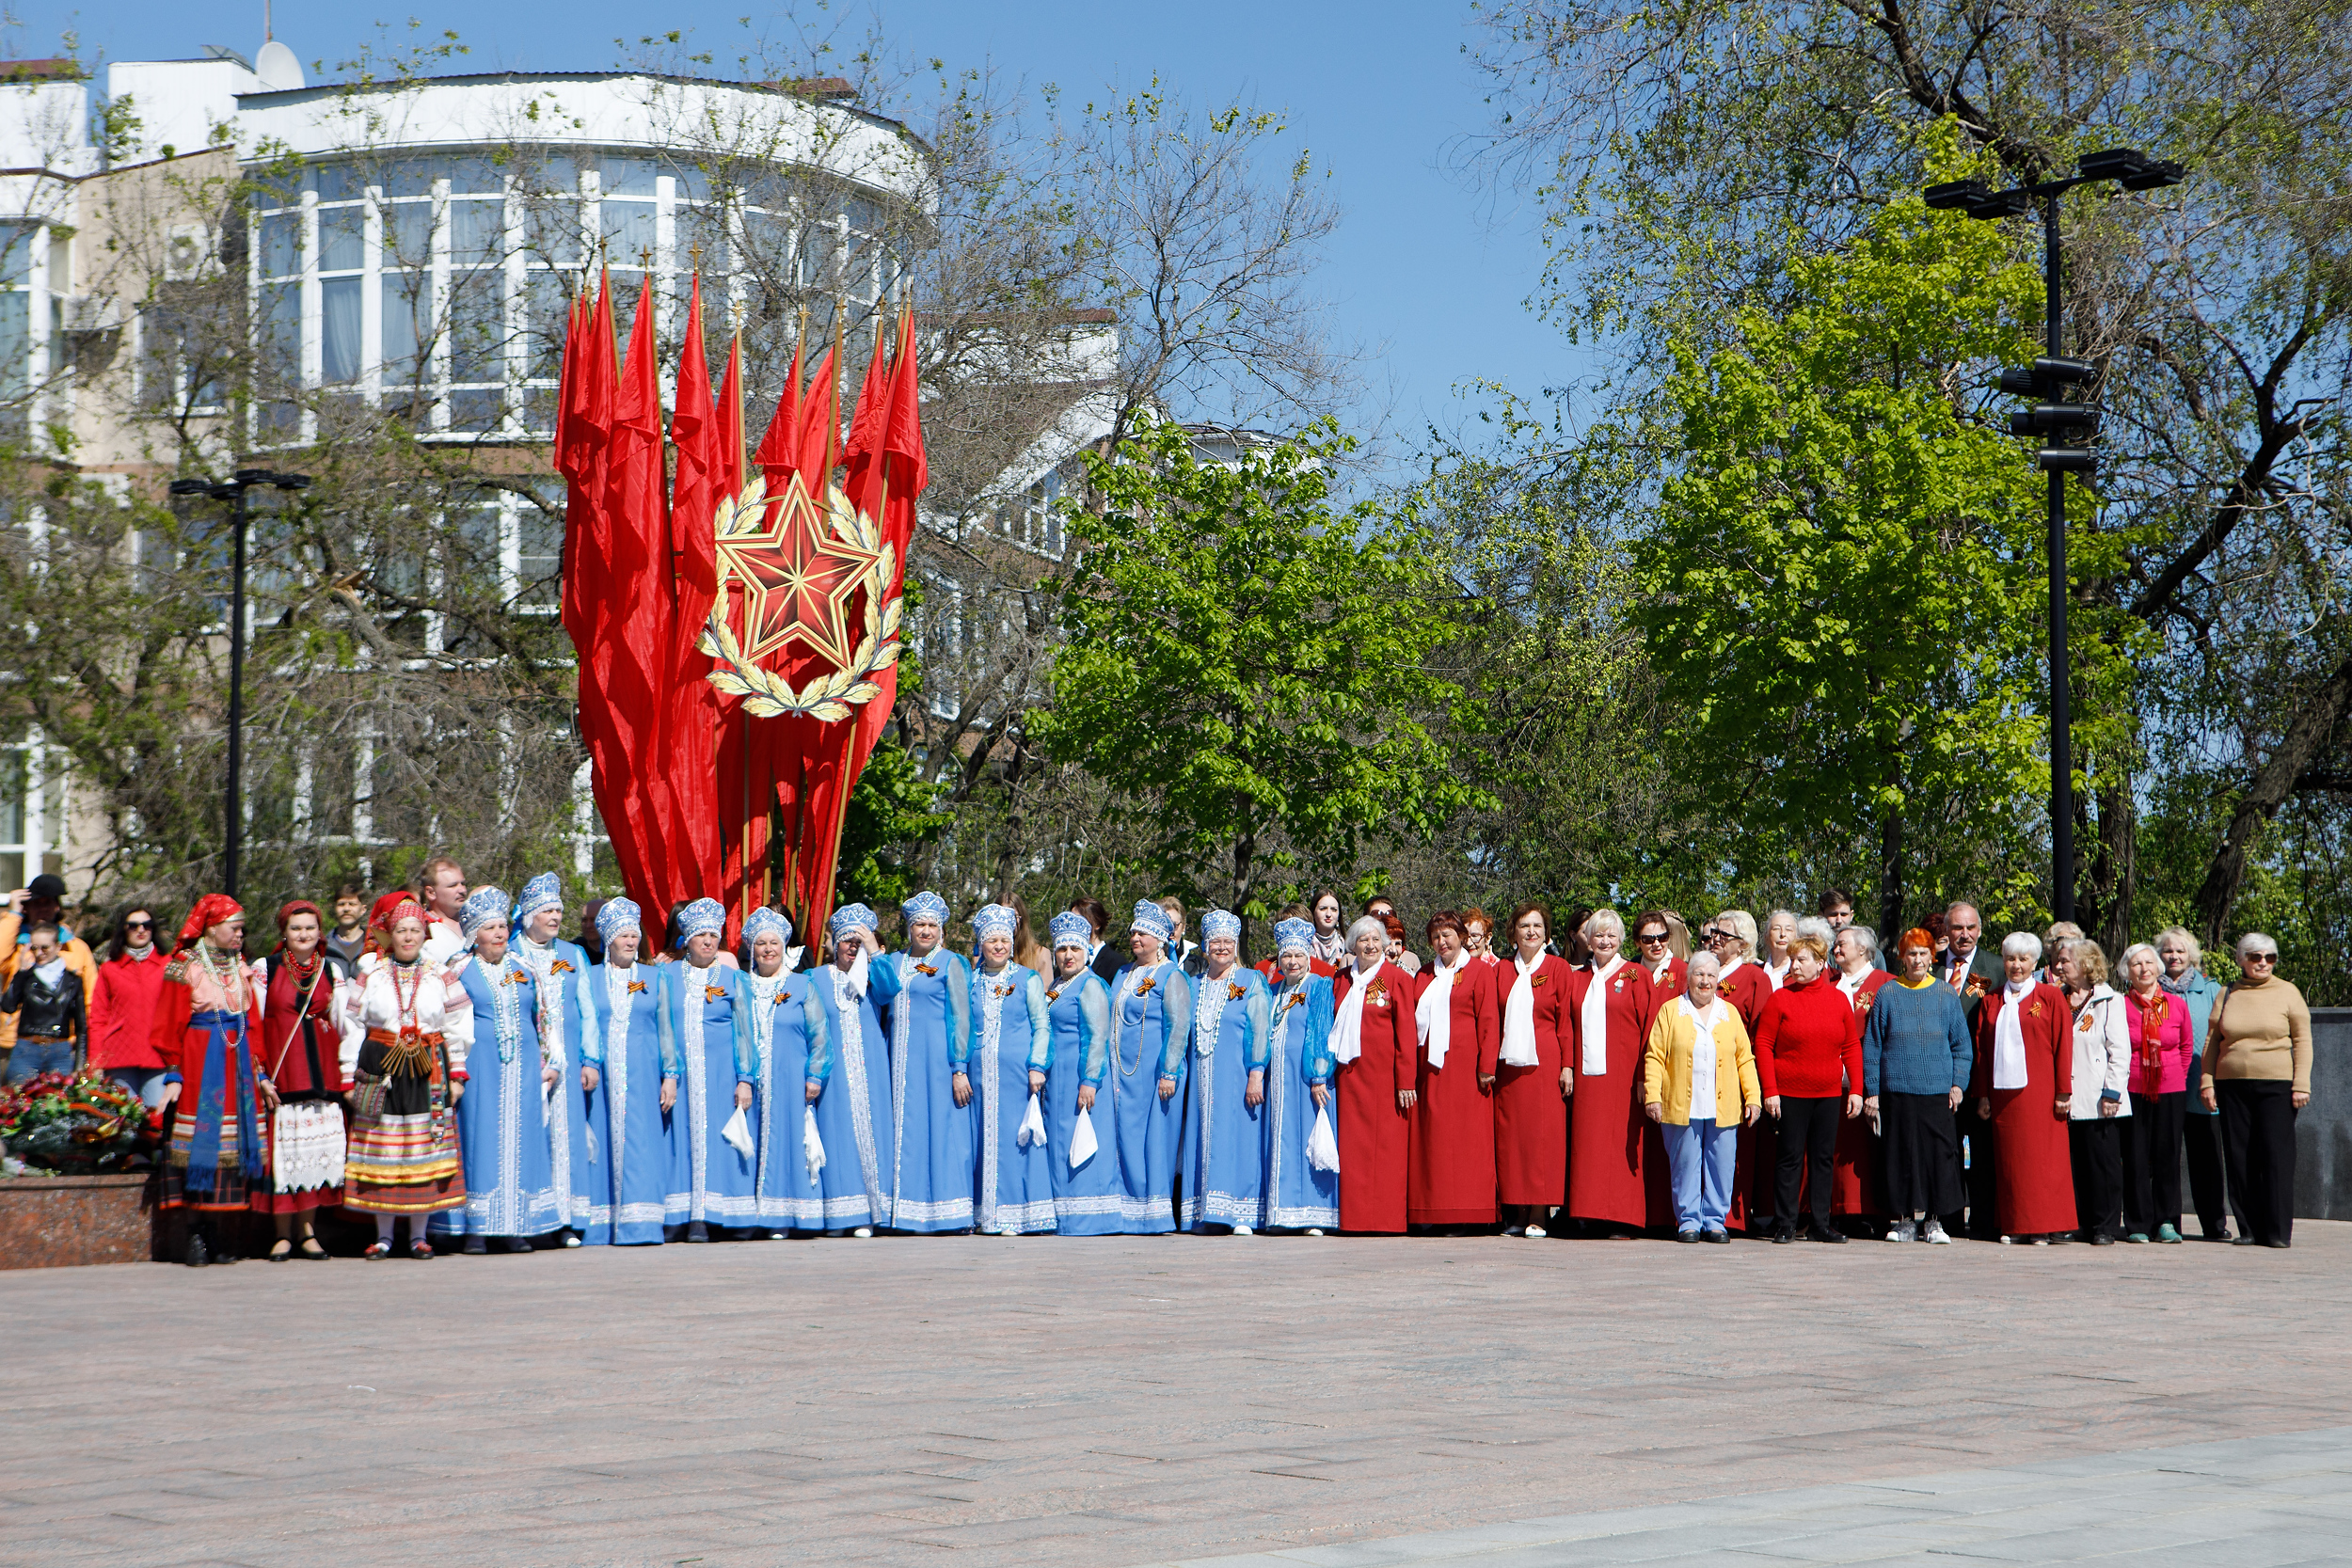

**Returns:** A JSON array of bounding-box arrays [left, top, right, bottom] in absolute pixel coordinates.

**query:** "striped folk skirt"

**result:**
[[343, 1029, 465, 1214]]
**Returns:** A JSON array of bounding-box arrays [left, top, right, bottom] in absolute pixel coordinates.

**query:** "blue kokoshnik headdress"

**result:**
[[1049, 911, 1093, 948], [675, 898, 726, 942], [901, 891, 949, 927], [1274, 917, 1314, 955], [1201, 910, 1241, 942], [596, 897, 642, 942], [831, 903, 878, 941], [974, 904, 1017, 939], [459, 886, 510, 940], [1130, 900, 1174, 942], [744, 907, 793, 946]]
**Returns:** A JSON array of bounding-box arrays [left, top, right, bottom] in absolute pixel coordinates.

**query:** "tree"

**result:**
[[1036, 419, 1483, 928]]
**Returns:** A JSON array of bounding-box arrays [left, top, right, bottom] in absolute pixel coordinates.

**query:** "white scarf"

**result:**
[[1764, 956, 1789, 990], [1836, 966, 1867, 1002], [837, 948, 870, 1000], [1499, 953, 1541, 1068], [1993, 977, 2031, 1090], [1416, 949, 1469, 1067], [1720, 954, 1748, 979], [1331, 959, 1378, 1065], [1581, 955, 1626, 1075]]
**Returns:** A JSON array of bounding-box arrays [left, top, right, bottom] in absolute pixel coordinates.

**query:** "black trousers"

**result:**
[[2183, 1107, 2233, 1238], [1774, 1095, 1841, 1232], [1952, 1097, 1998, 1239], [2069, 1117, 2123, 1240], [2217, 1079, 2298, 1245], [1883, 1092, 1963, 1217], [2122, 1090, 2185, 1235]]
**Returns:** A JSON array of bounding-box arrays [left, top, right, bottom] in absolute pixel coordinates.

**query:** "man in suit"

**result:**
[[1939, 900, 2005, 1237]]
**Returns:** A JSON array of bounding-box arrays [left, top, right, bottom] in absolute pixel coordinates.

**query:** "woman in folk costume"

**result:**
[[807, 905, 898, 1238], [660, 897, 757, 1240], [580, 899, 674, 1245], [1972, 930, 2077, 1242], [340, 894, 466, 1258], [969, 903, 1057, 1235], [743, 908, 831, 1238], [1042, 911, 1121, 1235], [434, 888, 565, 1253], [510, 872, 596, 1245], [1111, 900, 1191, 1233], [1409, 911, 1498, 1230], [1175, 909, 1273, 1235], [250, 900, 347, 1261], [1261, 917, 1338, 1234], [1565, 907, 1666, 1238], [151, 895, 266, 1267], [882, 891, 977, 1233], [1331, 914, 1416, 1234], [1491, 902, 1573, 1238]]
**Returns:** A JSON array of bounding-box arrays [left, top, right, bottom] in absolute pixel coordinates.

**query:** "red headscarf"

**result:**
[[367, 892, 428, 953], [277, 899, 324, 930], [175, 894, 244, 952]]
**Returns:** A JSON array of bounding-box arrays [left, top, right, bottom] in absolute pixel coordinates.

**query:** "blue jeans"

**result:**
[[1663, 1117, 1738, 1233], [109, 1067, 173, 1109], [7, 1039, 76, 1083]]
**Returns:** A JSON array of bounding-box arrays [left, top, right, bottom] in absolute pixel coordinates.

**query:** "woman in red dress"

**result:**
[[1491, 903, 1574, 1236], [1973, 931, 2077, 1241], [1632, 910, 1688, 1005], [1331, 915, 1416, 1233], [1565, 909, 1664, 1236], [151, 895, 267, 1267], [1407, 911, 1497, 1229], [251, 900, 348, 1260]]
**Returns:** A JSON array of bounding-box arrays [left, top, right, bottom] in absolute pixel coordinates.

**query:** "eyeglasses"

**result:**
[[1700, 927, 1724, 943], [1637, 931, 1670, 944], [2244, 952, 2278, 965], [122, 918, 152, 929]]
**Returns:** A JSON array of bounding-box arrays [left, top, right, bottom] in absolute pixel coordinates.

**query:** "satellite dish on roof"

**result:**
[[254, 39, 304, 91]]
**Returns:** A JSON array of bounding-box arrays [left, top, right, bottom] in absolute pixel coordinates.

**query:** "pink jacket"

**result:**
[[2124, 986, 2193, 1096]]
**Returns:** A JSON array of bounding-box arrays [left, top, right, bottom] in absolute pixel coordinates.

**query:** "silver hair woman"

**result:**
[[2202, 932, 2311, 1246]]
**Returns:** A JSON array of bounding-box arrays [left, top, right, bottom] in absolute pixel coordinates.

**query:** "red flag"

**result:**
[[752, 342, 803, 494], [844, 302, 929, 794], [665, 278, 723, 908], [840, 321, 893, 521], [605, 278, 676, 912]]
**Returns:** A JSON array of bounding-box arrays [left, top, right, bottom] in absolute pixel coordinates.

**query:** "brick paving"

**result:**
[[3, 1224, 2347, 1566]]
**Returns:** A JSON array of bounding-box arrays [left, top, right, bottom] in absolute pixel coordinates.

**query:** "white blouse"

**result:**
[[340, 958, 467, 1080]]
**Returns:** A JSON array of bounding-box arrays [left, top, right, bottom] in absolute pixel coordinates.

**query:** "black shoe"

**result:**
[[2087, 1231, 2115, 1246], [2205, 1227, 2233, 1243], [2233, 1234, 2259, 1246], [1677, 1228, 1701, 1243], [1811, 1226, 1847, 1244], [2261, 1238, 2292, 1248], [502, 1236, 535, 1254], [463, 1235, 488, 1255], [1702, 1229, 1730, 1244], [686, 1222, 710, 1243], [184, 1230, 210, 1269], [1771, 1226, 1795, 1244]]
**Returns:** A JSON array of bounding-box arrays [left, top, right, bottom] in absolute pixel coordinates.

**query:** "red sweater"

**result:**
[[1754, 974, 1864, 1099]]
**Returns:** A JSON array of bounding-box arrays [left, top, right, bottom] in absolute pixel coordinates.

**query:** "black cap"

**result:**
[[26, 873, 65, 900]]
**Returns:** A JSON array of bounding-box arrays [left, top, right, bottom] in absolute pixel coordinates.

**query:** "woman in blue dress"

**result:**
[[511, 872, 596, 1244], [807, 904, 898, 1238], [1261, 916, 1339, 1234], [969, 903, 1057, 1235], [1178, 909, 1273, 1234], [1109, 900, 1191, 1233], [743, 908, 831, 1237], [1043, 911, 1121, 1235], [580, 898, 674, 1245], [658, 897, 757, 1240], [437, 887, 564, 1252], [882, 891, 976, 1233]]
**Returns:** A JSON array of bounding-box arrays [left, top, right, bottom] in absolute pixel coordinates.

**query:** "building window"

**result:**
[[0, 733, 54, 892]]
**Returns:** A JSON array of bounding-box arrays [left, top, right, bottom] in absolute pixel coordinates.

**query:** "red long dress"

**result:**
[[1831, 969, 1894, 1217], [253, 953, 348, 1215], [1333, 960, 1416, 1233], [1565, 958, 1667, 1229], [1407, 956, 1498, 1225], [1490, 952, 1573, 1207], [1973, 982, 2077, 1235]]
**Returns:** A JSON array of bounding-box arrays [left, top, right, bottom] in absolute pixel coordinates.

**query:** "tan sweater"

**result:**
[[2201, 974, 2313, 1095]]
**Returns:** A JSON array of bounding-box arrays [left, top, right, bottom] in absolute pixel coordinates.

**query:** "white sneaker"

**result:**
[[1232, 1225, 1254, 1236], [1502, 1224, 1528, 1238], [1304, 1227, 1325, 1237], [1524, 1224, 1548, 1240], [1922, 1218, 1952, 1244], [851, 1226, 874, 1239], [1886, 1219, 1916, 1243]]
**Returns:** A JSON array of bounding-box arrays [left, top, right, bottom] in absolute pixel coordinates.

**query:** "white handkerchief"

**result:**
[[721, 1105, 755, 1158], [1308, 1104, 1341, 1173], [1017, 1091, 1047, 1149], [803, 1105, 826, 1185], [1070, 1106, 1099, 1170]]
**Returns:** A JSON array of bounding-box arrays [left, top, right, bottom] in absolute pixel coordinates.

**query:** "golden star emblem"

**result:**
[[714, 475, 884, 670]]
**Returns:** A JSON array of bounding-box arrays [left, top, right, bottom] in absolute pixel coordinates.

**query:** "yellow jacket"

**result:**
[[0, 911, 97, 1053], [1643, 999, 1761, 1126]]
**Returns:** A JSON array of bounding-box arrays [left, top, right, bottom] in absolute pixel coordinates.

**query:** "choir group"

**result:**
[[141, 871, 2315, 1264]]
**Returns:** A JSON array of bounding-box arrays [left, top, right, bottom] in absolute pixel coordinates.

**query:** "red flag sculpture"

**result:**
[[559, 280, 923, 943]]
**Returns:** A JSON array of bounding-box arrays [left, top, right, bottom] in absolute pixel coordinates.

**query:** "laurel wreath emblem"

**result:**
[[697, 475, 904, 722]]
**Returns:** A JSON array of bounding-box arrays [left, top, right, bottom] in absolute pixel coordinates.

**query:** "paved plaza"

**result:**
[[4, 1223, 2347, 1566]]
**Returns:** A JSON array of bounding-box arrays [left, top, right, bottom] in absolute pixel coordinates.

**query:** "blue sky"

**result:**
[[13, 1, 1594, 461]]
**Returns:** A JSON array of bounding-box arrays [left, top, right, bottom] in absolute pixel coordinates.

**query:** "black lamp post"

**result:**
[[169, 467, 313, 900], [1925, 148, 2183, 925]]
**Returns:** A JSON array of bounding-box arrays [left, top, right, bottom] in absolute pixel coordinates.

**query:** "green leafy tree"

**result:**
[[1038, 418, 1484, 927]]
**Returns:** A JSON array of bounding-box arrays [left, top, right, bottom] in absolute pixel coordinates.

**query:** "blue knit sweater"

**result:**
[[1860, 978, 1974, 1098]]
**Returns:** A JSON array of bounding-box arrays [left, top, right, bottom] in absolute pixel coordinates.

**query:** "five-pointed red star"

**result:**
[[716, 476, 884, 670]]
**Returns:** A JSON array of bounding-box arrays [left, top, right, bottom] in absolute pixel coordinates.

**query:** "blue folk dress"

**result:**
[[970, 960, 1057, 1234], [1045, 970, 1121, 1235], [885, 946, 977, 1233], [581, 960, 675, 1244], [659, 960, 758, 1229], [436, 952, 564, 1240], [516, 932, 599, 1237], [1261, 973, 1339, 1231], [1179, 967, 1274, 1230], [1106, 958, 1191, 1233], [746, 965, 833, 1232], [808, 954, 898, 1230]]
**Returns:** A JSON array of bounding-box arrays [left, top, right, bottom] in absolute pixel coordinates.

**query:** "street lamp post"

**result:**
[[1925, 148, 2183, 925], [169, 467, 313, 900]]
